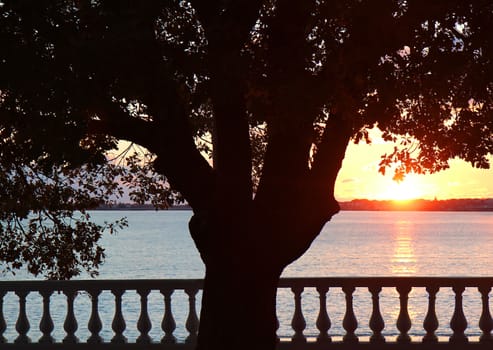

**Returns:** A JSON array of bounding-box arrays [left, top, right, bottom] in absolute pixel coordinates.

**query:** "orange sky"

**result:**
[[335, 128, 493, 201]]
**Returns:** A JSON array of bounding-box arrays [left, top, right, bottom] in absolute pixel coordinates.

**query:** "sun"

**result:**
[[380, 175, 425, 201]]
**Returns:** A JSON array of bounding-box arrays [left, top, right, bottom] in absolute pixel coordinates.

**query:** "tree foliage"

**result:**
[[0, 0, 492, 277], [1, 2, 492, 348]]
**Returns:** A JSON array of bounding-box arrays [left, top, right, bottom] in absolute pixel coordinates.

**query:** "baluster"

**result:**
[[87, 289, 103, 343], [450, 285, 468, 343], [137, 289, 152, 343], [479, 286, 493, 342], [111, 289, 127, 343], [275, 314, 280, 342], [291, 286, 306, 343], [63, 289, 78, 343], [185, 287, 199, 344], [0, 290, 6, 343], [14, 290, 30, 344], [396, 285, 412, 343], [39, 290, 54, 343], [161, 288, 176, 344], [369, 286, 385, 342], [316, 286, 331, 343], [342, 286, 358, 343], [423, 286, 439, 342]]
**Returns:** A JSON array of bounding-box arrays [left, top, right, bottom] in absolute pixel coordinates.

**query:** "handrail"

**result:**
[[1, 275, 492, 288], [0, 277, 492, 349], [279, 276, 493, 287], [0, 279, 204, 291]]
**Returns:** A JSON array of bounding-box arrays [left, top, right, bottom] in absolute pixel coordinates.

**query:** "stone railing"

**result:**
[[0, 277, 492, 349]]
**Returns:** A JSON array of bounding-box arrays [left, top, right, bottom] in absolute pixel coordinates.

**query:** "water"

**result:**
[[2, 210, 493, 342], [75, 210, 493, 279]]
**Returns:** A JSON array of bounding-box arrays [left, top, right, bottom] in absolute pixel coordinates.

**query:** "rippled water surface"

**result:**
[[2, 210, 493, 342]]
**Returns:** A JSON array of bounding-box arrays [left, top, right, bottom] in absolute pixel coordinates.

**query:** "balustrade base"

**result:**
[[1, 341, 493, 350], [279, 341, 493, 350]]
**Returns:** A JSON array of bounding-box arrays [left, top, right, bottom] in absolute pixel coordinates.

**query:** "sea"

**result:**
[[1, 210, 493, 342]]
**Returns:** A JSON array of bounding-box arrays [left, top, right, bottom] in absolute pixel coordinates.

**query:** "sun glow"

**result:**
[[336, 127, 493, 201], [379, 175, 427, 201]]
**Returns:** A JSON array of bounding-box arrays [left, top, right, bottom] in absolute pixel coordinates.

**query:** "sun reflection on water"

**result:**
[[391, 220, 417, 275]]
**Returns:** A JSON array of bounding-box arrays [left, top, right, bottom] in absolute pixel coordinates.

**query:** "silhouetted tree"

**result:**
[[1, 1, 492, 349]]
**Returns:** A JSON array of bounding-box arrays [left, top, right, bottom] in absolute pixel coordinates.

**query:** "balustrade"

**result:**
[[62, 289, 78, 343], [342, 285, 358, 343], [479, 285, 493, 342], [396, 284, 412, 343], [184, 287, 199, 344], [110, 288, 126, 343], [290, 286, 306, 343], [0, 290, 6, 343], [368, 286, 384, 342], [450, 285, 468, 343], [38, 289, 54, 343], [14, 290, 30, 344], [422, 285, 439, 342], [315, 286, 331, 343], [161, 288, 176, 344], [0, 277, 492, 348], [87, 288, 103, 343]]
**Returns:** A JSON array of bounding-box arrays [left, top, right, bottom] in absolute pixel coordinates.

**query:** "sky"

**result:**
[[335, 128, 493, 201], [113, 127, 493, 202]]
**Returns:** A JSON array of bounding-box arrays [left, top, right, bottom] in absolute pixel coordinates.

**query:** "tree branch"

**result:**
[[255, 0, 320, 205], [88, 104, 154, 149], [89, 96, 215, 212], [191, 0, 264, 206], [192, 0, 263, 50], [311, 114, 352, 200], [93, 2, 218, 212]]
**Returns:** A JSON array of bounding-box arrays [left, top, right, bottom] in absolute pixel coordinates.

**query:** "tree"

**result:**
[[1, 1, 492, 349]]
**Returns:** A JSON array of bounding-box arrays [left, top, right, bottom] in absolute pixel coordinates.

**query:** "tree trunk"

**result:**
[[187, 173, 339, 350], [188, 198, 337, 350], [196, 258, 282, 350]]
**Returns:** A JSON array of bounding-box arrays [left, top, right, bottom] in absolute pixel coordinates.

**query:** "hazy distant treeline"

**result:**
[[340, 198, 493, 211]]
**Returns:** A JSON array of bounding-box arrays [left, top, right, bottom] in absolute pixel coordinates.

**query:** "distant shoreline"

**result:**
[[95, 198, 493, 212], [339, 198, 493, 211], [340, 208, 493, 212]]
